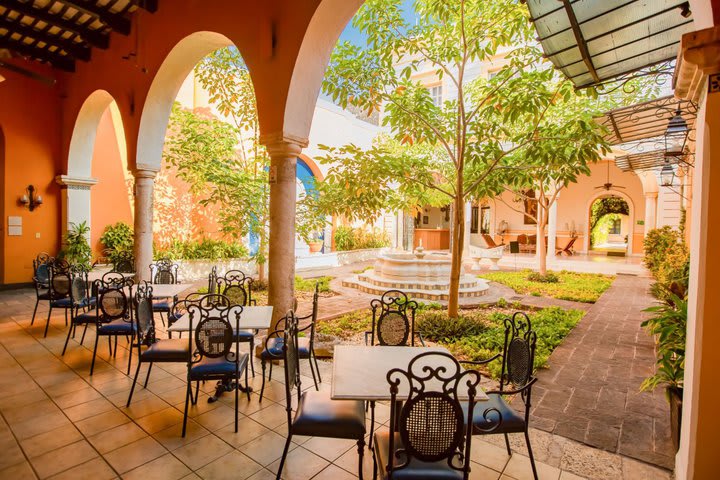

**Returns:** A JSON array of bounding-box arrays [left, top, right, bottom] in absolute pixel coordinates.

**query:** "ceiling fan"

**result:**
[[595, 161, 625, 191]]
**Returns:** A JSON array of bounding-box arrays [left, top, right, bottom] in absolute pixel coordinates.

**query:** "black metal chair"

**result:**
[[373, 351, 487, 480], [150, 258, 179, 326], [216, 270, 257, 375], [460, 312, 539, 480], [296, 283, 322, 390], [127, 282, 190, 407], [31, 253, 53, 326], [207, 266, 218, 294], [272, 310, 366, 480], [61, 269, 99, 355], [112, 254, 135, 274], [182, 298, 250, 437], [366, 290, 423, 347], [43, 264, 74, 337], [90, 279, 135, 375]]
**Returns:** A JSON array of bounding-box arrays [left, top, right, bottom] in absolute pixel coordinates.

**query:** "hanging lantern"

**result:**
[[660, 162, 675, 187]]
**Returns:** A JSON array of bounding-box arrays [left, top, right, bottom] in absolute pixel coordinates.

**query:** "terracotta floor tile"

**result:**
[[213, 417, 270, 448], [19, 424, 83, 459], [63, 397, 116, 422], [195, 450, 263, 480], [11, 410, 71, 441], [192, 404, 236, 432], [45, 458, 116, 480], [75, 409, 130, 437], [172, 434, 234, 470], [87, 421, 148, 454], [122, 453, 191, 480], [29, 439, 98, 479], [238, 430, 295, 467], [267, 446, 329, 480], [0, 460, 37, 480], [103, 436, 167, 474], [135, 407, 185, 434], [152, 419, 211, 452]]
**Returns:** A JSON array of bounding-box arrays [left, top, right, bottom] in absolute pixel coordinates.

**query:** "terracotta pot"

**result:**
[[668, 386, 683, 452], [308, 241, 323, 253]]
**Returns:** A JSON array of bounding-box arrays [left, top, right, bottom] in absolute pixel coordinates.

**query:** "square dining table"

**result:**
[[87, 270, 134, 283], [121, 283, 191, 300], [331, 345, 489, 402], [166, 305, 274, 332]]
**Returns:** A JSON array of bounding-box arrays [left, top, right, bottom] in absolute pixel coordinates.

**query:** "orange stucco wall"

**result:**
[[90, 109, 133, 257], [0, 65, 63, 284]]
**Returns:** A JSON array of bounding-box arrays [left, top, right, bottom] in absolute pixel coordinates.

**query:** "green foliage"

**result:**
[[527, 271, 560, 283], [294, 275, 332, 293], [61, 222, 92, 268], [334, 226, 390, 251], [415, 312, 489, 342], [316, 310, 372, 340], [480, 269, 614, 303], [641, 294, 687, 394], [154, 238, 248, 261], [590, 196, 629, 232], [643, 226, 689, 302], [100, 222, 134, 264], [591, 213, 623, 246], [643, 226, 685, 274]]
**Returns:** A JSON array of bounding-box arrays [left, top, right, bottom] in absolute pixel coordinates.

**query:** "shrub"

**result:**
[[643, 226, 684, 274], [294, 275, 332, 293], [154, 238, 248, 260], [316, 310, 371, 339], [527, 271, 560, 283], [641, 293, 687, 394], [416, 311, 488, 342], [334, 226, 390, 251], [100, 222, 134, 264], [60, 221, 92, 268]]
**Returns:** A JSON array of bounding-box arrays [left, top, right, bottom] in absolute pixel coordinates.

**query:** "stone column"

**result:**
[[547, 197, 558, 259], [133, 169, 157, 282], [265, 140, 305, 330], [55, 175, 98, 237], [644, 192, 658, 234]]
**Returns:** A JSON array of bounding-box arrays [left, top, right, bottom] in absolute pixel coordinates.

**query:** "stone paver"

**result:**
[[520, 275, 673, 469]]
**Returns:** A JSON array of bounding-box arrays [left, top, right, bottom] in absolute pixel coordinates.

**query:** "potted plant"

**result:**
[[641, 293, 687, 451], [60, 221, 93, 269], [308, 232, 324, 253]]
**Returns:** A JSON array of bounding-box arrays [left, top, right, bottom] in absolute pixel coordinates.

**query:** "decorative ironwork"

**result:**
[[370, 290, 419, 346], [587, 60, 676, 95], [150, 258, 178, 285], [135, 282, 155, 346], [216, 269, 253, 306]]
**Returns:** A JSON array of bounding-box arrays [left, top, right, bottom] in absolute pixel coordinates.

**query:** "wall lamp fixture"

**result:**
[[19, 185, 43, 211]]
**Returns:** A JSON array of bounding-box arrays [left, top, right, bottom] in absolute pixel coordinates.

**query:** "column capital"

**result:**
[[133, 168, 159, 181], [674, 24, 720, 101], [644, 191, 659, 199], [260, 132, 308, 156], [55, 175, 98, 190]]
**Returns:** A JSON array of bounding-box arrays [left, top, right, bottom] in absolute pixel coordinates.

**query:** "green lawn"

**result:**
[[479, 269, 614, 303], [316, 304, 584, 379]]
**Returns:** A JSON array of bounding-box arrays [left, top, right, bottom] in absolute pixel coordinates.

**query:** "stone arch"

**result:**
[[67, 90, 117, 179], [583, 189, 636, 254], [282, 0, 365, 141], [297, 154, 324, 193], [136, 31, 237, 172]]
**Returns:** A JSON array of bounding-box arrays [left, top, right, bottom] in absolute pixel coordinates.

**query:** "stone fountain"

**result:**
[[343, 244, 489, 301]]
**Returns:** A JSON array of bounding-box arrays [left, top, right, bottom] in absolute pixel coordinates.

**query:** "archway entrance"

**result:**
[[588, 195, 631, 256]]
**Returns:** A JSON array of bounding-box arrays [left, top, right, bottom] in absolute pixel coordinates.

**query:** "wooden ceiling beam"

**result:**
[[2, 0, 109, 49], [132, 0, 158, 13], [55, 0, 131, 35], [0, 36, 75, 71], [0, 16, 91, 61]]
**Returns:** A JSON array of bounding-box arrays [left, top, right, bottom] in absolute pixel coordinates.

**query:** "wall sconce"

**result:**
[[19, 185, 43, 211]]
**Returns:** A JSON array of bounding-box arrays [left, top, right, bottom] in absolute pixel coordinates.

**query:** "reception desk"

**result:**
[[414, 228, 450, 250]]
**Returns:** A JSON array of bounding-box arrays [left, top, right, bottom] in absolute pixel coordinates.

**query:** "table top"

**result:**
[[168, 305, 274, 332], [87, 270, 134, 282], [331, 345, 488, 402], [121, 284, 190, 299]]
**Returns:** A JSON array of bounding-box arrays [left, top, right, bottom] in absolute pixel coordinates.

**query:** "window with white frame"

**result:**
[[428, 85, 443, 107]]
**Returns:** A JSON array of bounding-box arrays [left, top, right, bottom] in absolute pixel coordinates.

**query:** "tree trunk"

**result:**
[[257, 261, 266, 283], [537, 207, 548, 276], [448, 195, 465, 318]]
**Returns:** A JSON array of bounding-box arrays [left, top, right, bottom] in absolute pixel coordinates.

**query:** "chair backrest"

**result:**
[[273, 311, 301, 427], [528, 235, 537, 245], [207, 266, 218, 294], [113, 256, 135, 274], [70, 269, 90, 305], [135, 282, 156, 345], [564, 237, 577, 251], [370, 290, 418, 346], [482, 234, 498, 248], [498, 312, 537, 411], [216, 269, 252, 306], [307, 283, 320, 344], [384, 352, 481, 478], [97, 283, 130, 321], [150, 259, 178, 285], [33, 253, 52, 285], [187, 298, 242, 363], [49, 266, 72, 300]]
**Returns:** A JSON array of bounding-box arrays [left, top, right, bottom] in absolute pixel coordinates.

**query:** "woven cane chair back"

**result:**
[[371, 290, 418, 346]]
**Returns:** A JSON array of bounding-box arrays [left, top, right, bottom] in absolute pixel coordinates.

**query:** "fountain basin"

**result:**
[[373, 253, 451, 282]]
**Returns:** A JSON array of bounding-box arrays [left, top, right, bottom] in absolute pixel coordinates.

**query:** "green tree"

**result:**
[[319, 0, 610, 316]]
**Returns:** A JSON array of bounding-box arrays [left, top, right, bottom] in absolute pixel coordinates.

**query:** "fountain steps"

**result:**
[[356, 271, 480, 290], [343, 274, 489, 301]]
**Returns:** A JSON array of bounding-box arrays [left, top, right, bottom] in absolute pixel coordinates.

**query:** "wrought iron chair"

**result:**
[[60, 268, 99, 355], [296, 283, 322, 390], [182, 299, 250, 437], [366, 290, 423, 347], [271, 310, 366, 480], [207, 266, 218, 294], [43, 264, 74, 337], [112, 254, 135, 274], [150, 258, 179, 326], [90, 279, 135, 375], [373, 351, 488, 480], [31, 253, 53, 326], [216, 269, 257, 376], [127, 282, 190, 407], [460, 312, 539, 480]]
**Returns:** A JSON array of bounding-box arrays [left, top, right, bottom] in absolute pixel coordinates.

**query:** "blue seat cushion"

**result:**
[[72, 311, 97, 325], [373, 430, 463, 480], [260, 336, 310, 360], [77, 297, 97, 308], [292, 390, 365, 439], [141, 339, 190, 362], [462, 392, 526, 434], [189, 352, 248, 380], [98, 319, 135, 334], [233, 329, 255, 342], [50, 298, 72, 308], [152, 300, 172, 312]]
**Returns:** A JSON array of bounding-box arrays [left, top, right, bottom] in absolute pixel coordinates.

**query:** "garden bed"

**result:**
[[314, 303, 584, 379], [479, 269, 614, 303]]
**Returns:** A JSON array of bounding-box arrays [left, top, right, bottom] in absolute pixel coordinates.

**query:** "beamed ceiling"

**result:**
[[0, 0, 157, 73]]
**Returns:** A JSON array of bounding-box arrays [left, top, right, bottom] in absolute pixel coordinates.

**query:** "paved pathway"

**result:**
[[520, 275, 673, 469]]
